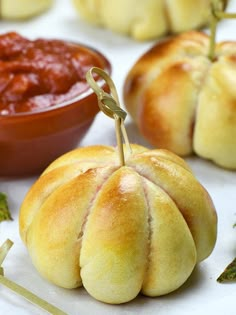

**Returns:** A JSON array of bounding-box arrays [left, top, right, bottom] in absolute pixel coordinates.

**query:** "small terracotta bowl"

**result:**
[[0, 43, 111, 177]]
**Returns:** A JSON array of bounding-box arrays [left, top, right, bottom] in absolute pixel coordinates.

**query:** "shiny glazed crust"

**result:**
[[72, 0, 213, 40], [124, 31, 236, 169], [19, 144, 217, 304]]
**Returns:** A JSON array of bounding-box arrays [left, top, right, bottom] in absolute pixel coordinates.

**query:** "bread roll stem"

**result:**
[[86, 67, 132, 166], [209, 0, 236, 60]]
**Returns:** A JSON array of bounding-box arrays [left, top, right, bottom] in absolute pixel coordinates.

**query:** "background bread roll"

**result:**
[[72, 0, 227, 40], [123, 31, 236, 169], [1, 0, 53, 19]]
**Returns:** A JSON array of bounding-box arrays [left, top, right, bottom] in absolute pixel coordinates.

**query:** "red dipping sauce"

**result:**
[[0, 32, 104, 115], [0, 32, 111, 176]]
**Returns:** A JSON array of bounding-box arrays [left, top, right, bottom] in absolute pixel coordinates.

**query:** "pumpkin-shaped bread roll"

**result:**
[[19, 144, 217, 304], [1, 0, 53, 19], [72, 0, 227, 40], [124, 31, 236, 169]]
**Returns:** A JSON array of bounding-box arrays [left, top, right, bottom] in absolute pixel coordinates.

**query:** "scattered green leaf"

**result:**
[[0, 192, 12, 223], [217, 258, 236, 283]]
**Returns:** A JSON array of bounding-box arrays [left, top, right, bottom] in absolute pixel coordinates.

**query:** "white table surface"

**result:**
[[1, 1, 236, 314]]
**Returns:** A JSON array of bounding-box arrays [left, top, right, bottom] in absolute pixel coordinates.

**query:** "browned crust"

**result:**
[[123, 30, 236, 168]]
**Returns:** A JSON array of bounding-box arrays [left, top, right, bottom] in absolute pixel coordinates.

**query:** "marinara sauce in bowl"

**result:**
[[0, 32, 111, 176]]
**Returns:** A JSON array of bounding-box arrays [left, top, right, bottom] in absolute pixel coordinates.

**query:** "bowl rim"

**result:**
[[0, 41, 111, 118]]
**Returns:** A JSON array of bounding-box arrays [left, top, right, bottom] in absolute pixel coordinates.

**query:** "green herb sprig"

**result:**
[[217, 258, 236, 282], [0, 192, 12, 223]]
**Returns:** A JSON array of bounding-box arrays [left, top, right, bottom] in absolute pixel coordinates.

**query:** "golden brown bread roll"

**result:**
[[19, 144, 217, 304], [72, 0, 227, 40], [1, 0, 53, 19], [123, 31, 236, 169]]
